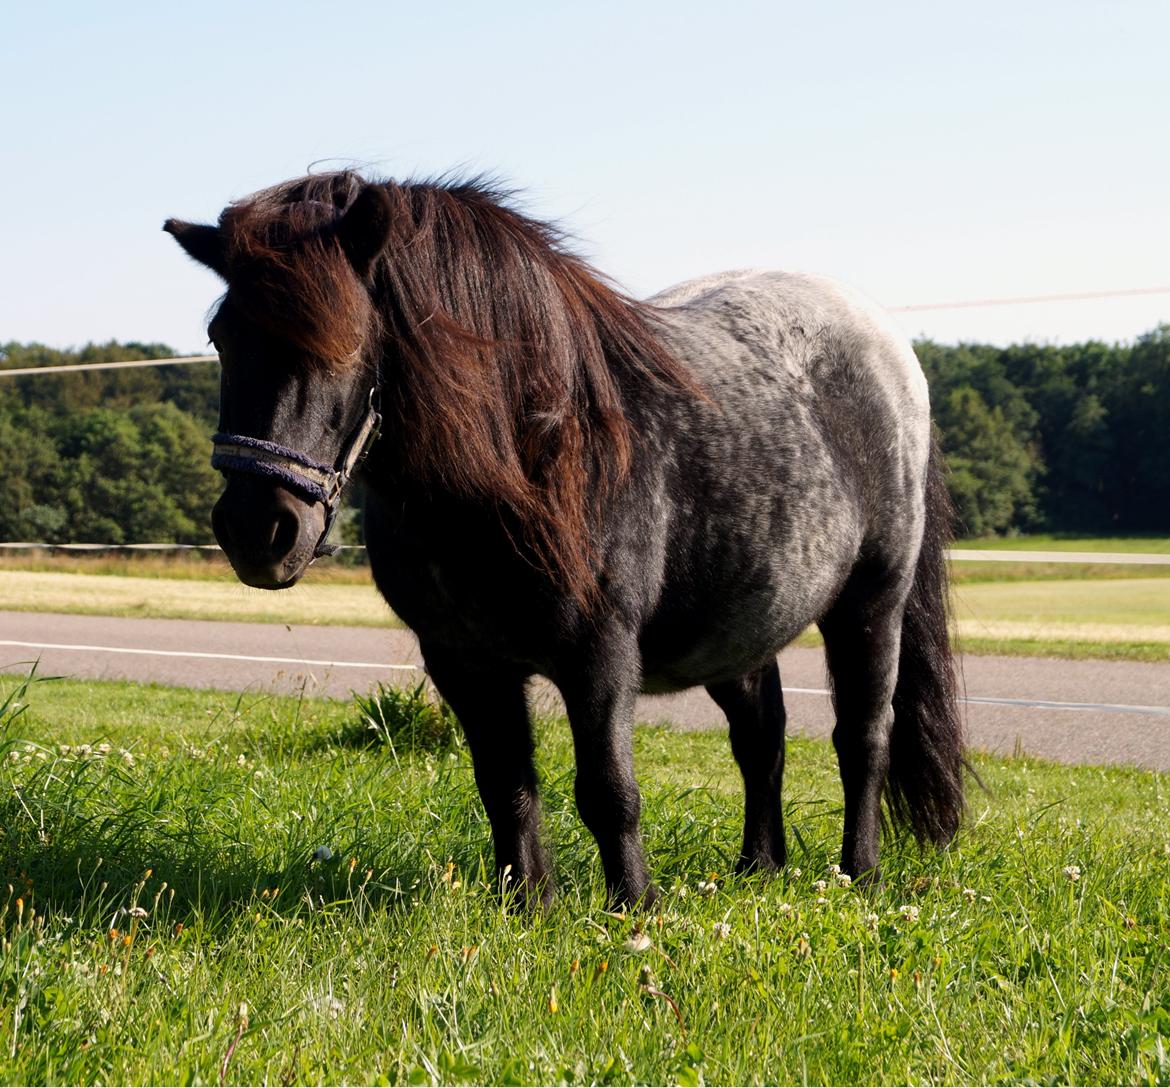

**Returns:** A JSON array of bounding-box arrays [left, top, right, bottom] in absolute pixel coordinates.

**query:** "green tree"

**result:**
[[935, 386, 1039, 536]]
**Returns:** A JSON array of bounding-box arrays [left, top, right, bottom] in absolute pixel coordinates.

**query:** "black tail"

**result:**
[[886, 439, 965, 846]]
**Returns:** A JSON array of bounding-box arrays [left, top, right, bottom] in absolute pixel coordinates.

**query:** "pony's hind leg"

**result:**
[[421, 644, 554, 909], [706, 662, 787, 872], [818, 570, 908, 883]]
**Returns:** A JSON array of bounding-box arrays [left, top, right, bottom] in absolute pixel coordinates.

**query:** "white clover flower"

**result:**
[[777, 902, 794, 918], [898, 904, 920, 924], [815, 896, 829, 907], [97, 743, 112, 755], [962, 887, 977, 903], [624, 932, 652, 953], [790, 867, 802, 879], [697, 880, 717, 898], [834, 873, 852, 888], [1062, 865, 1081, 883], [812, 880, 828, 894], [236, 754, 248, 767], [120, 749, 135, 766], [827, 863, 842, 877], [712, 922, 731, 939], [865, 911, 880, 931]]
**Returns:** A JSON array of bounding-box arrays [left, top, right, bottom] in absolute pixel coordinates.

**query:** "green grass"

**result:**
[[951, 560, 1170, 585], [958, 534, 1170, 554], [2, 673, 1169, 1085], [790, 577, 1170, 663]]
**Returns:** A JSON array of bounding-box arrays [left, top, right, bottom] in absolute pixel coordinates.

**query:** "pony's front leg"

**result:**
[[557, 627, 656, 909], [421, 645, 554, 909]]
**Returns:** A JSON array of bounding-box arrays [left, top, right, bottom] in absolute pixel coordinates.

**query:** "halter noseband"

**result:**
[[211, 388, 381, 558]]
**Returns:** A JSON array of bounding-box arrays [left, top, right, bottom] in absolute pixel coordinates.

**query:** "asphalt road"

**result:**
[[3, 610, 1169, 770]]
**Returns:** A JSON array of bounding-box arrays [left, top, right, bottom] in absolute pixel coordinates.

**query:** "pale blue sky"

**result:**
[[3, 0, 1168, 351]]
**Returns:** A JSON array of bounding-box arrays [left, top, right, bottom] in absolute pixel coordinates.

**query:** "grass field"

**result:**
[[3, 566, 1168, 662], [0, 570, 401, 628], [0, 552, 370, 583], [2, 672, 1169, 1085], [960, 535, 1170, 554]]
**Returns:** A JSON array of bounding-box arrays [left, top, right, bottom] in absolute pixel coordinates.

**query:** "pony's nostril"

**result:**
[[270, 508, 300, 561]]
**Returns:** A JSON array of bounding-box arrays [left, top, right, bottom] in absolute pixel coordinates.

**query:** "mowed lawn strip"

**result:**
[[4, 568, 1170, 662], [2, 673, 1168, 1085], [0, 570, 400, 628], [958, 534, 1170, 554]]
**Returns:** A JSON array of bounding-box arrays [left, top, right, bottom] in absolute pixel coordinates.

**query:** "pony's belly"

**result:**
[[638, 612, 810, 694]]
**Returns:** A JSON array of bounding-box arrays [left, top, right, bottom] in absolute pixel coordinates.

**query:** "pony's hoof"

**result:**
[[847, 865, 882, 890], [500, 872, 556, 913], [609, 882, 659, 912], [734, 852, 787, 875]]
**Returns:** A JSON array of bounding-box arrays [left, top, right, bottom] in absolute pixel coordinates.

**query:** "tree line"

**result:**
[[2, 326, 1168, 544]]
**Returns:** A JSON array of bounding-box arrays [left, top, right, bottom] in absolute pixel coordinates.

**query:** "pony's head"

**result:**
[[164, 174, 392, 588], [168, 171, 702, 603]]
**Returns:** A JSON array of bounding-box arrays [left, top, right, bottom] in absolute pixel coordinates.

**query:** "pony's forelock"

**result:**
[[216, 173, 377, 367]]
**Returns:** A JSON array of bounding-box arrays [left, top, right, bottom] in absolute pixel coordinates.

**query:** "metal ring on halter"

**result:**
[[211, 388, 381, 558]]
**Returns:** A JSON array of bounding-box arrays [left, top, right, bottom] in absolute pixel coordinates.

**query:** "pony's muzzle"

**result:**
[[211, 478, 326, 589]]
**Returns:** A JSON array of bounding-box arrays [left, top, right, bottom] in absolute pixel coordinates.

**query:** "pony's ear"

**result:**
[[163, 219, 228, 280], [335, 184, 393, 278]]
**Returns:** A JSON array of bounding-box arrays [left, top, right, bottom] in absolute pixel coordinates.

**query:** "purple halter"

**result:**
[[211, 389, 381, 557]]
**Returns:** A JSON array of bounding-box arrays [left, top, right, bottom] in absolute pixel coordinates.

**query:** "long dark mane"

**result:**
[[216, 171, 702, 605]]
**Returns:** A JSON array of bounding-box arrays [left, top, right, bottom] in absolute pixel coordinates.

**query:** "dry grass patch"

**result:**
[[0, 571, 399, 627]]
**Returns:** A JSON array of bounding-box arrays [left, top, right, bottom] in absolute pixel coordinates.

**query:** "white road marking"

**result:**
[[775, 686, 1170, 718], [2, 641, 1166, 717], [0, 639, 418, 671]]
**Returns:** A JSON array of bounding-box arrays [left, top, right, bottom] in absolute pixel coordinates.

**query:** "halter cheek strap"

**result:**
[[211, 389, 381, 558]]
